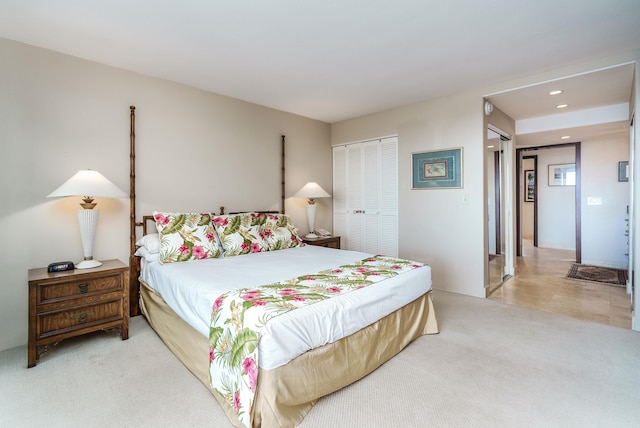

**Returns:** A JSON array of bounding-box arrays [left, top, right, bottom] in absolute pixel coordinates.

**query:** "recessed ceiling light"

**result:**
[[561, 136, 570, 139], [556, 104, 569, 109], [549, 90, 563, 95]]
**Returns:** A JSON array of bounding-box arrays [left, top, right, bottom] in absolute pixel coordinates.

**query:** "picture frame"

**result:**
[[411, 148, 463, 189], [524, 170, 535, 202], [548, 163, 575, 186], [618, 161, 629, 182]]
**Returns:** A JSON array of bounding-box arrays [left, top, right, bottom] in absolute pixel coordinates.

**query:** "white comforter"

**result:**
[[140, 245, 431, 370]]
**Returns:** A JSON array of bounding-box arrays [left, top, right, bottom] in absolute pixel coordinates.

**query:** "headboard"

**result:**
[[127, 106, 287, 316]]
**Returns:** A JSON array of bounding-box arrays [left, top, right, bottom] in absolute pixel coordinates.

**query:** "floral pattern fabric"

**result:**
[[212, 213, 269, 257], [260, 213, 303, 250], [208, 255, 424, 427], [153, 212, 221, 263]]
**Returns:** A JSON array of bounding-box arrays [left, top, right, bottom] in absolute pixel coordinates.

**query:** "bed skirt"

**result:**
[[139, 280, 439, 428]]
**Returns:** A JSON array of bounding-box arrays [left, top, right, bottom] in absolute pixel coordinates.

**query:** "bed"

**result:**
[[126, 107, 439, 427]]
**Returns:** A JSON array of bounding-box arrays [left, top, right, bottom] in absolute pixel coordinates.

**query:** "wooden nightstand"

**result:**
[[302, 236, 341, 249], [28, 259, 129, 367]]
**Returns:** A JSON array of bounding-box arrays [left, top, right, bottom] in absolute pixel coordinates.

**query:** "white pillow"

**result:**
[[135, 233, 161, 254], [134, 246, 160, 263]]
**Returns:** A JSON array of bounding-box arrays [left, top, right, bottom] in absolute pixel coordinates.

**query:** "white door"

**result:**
[[347, 144, 364, 251], [333, 137, 398, 256], [379, 137, 398, 256], [333, 146, 347, 248], [362, 141, 380, 254]]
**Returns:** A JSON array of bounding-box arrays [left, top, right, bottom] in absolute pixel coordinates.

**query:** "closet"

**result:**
[[333, 136, 398, 257]]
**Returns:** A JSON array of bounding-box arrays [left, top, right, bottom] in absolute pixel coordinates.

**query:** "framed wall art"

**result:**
[[548, 163, 575, 186], [411, 148, 463, 189], [524, 169, 535, 202]]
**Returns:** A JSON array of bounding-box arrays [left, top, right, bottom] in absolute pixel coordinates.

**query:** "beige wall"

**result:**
[[333, 91, 488, 298], [0, 38, 332, 352], [332, 54, 639, 301]]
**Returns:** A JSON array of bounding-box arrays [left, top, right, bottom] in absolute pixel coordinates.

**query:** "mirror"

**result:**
[[486, 128, 512, 291]]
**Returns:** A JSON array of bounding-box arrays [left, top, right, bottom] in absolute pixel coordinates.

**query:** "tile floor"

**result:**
[[488, 240, 632, 329]]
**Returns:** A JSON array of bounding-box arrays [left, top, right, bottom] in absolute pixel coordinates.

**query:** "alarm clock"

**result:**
[[47, 261, 75, 273]]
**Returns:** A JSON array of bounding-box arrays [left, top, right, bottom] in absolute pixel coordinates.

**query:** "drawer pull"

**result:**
[[70, 310, 95, 324], [78, 283, 88, 294]]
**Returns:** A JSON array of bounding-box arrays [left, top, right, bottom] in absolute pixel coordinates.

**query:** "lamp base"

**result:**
[[76, 259, 102, 269], [77, 209, 101, 270], [305, 233, 318, 239]]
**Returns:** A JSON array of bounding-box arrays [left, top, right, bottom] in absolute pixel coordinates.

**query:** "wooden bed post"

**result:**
[[281, 135, 285, 214], [128, 106, 141, 317], [129, 106, 136, 258]]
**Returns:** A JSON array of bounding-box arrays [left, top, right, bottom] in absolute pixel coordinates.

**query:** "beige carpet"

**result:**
[[1, 290, 639, 427]]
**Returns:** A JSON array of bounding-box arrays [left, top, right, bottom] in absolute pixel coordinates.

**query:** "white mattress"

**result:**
[[140, 245, 432, 370]]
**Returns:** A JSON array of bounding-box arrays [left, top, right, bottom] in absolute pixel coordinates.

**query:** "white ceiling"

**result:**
[[1, 0, 639, 144], [487, 64, 635, 146]]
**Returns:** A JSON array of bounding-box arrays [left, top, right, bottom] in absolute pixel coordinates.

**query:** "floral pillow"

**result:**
[[261, 213, 303, 250], [153, 211, 221, 263], [212, 212, 269, 257]]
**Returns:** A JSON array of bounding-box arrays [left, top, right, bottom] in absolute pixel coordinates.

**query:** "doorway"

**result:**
[[521, 155, 538, 247], [516, 143, 581, 263]]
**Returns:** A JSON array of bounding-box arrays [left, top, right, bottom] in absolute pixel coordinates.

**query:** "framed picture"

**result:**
[[548, 163, 575, 186], [411, 148, 463, 189], [524, 170, 535, 202], [618, 161, 629, 182]]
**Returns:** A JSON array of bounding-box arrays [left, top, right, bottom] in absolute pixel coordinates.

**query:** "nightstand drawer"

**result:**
[[36, 274, 123, 306], [302, 236, 341, 249], [324, 239, 340, 249], [37, 299, 123, 339]]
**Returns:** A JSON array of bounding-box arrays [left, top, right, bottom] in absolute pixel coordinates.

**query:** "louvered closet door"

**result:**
[[362, 141, 380, 254], [332, 146, 347, 247], [333, 137, 398, 257], [346, 144, 364, 252], [379, 137, 398, 256]]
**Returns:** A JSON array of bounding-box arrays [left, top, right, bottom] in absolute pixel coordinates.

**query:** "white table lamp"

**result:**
[[47, 170, 126, 269], [294, 182, 331, 238]]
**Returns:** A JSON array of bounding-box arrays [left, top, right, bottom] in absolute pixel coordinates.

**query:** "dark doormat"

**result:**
[[566, 264, 627, 287]]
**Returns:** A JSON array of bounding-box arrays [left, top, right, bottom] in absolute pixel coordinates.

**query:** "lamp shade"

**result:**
[[293, 182, 331, 199], [46, 169, 126, 269], [47, 170, 127, 199]]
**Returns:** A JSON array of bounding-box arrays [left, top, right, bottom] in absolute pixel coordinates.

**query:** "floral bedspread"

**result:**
[[208, 255, 424, 427]]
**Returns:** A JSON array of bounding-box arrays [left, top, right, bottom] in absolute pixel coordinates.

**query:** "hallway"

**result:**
[[488, 240, 632, 329]]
